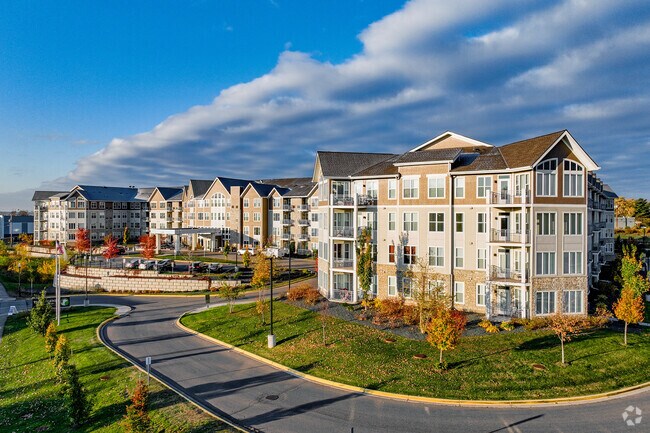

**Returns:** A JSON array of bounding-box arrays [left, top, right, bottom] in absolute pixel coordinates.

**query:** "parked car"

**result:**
[[125, 259, 142, 269], [263, 247, 288, 258], [157, 259, 172, 271], [189, 261, 207, 272], [138, 260, 156, 270], [207, 263, 223, 273], [237, 248, 257, 256]]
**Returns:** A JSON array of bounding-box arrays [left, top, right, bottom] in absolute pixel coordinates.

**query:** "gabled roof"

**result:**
[[394, 148, 462, 166], [352, 156, 400, 177], [316, 151, 396, 178], [603, 184, 618, 198], [258, 177, 313, 188], [188, 179, 213, 200], [245, 182, 278, 197], [452, 148, 508, 172], [32, 191, 66, 201], [281, 183, 315, 197], [498, 130, 566, 169], [72, 185, 145, 202], [410, 131, 493, 152], [216, 176, 252, 194], [151, 187, 184, 201]]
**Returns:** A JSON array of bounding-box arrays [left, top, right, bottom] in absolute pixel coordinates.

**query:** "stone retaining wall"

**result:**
[[60, 266, 243, 293]]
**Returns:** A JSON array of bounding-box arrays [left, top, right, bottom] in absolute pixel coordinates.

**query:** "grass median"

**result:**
[[0, 307, 237, 433], [181, 301, 650, 400]]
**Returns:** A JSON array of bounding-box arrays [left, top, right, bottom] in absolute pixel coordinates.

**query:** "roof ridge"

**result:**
[[499, 130, 566, 148]]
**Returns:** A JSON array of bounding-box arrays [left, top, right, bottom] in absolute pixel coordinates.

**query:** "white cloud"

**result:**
[[33, 0, 650, 201]]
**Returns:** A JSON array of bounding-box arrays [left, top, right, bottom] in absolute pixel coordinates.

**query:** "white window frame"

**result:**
[[477, 248, 487, 270], [536, 251, 556, 275], [476, 176, 491, 198], [388, 212, 396, 231], [428, 246, 444, 267], [428, 212, 444, 232], [563, 212, 583, 235], [455, 212, 464, 233], [454, 282, 465, 304], [536, 291, 556, 315], [536, 212, 556, 236], [477, 212, 487, 233], [563, 290, 584, 314], [454, 177, 465, 198], [427, 175, 445, 199], [476, 283, 486, 307], [403, 212, 418, 232], [563, 160, 584, 197], [563, 251, 583, 275], [388, 179, 397, 200], [402, 177, 419, 199], [388, 276, 397, 297], [455, 247, 464, 268], [536, 159, 558, 197]]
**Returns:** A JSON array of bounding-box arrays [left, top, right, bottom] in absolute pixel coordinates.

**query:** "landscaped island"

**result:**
[[181, 301, 650, 400]]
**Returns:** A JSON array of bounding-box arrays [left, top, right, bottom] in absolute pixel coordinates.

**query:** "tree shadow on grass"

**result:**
[[448, 347, 513, 369]]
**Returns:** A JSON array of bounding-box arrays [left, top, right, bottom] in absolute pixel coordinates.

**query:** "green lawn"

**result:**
[[181, 302, 650, 400], [0, 307, 237, 433]]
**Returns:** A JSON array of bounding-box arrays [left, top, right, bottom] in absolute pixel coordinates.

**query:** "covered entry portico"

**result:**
[[149, 228, 225, 254]]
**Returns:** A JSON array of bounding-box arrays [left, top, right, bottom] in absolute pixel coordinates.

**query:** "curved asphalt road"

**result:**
[[88, 292, 648, 433]]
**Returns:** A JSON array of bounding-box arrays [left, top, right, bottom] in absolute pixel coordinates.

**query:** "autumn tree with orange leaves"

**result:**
[[549, 313, 587, 365], [614, 288, 645, 346], [139, 235, 156, 260], [102, 235, 120, 267], [426, 308, 466, 368]]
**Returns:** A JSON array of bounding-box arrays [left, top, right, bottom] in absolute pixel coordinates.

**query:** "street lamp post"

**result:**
[[17, 262, 21, 298], [268, 256, 275, 348], [84, 253, 89, 307]]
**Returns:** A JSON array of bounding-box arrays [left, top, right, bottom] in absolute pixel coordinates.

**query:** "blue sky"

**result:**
[[1, 0, 649, 209]]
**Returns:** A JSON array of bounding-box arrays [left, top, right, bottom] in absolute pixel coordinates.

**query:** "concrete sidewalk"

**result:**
[[0, 281, 27, 343]]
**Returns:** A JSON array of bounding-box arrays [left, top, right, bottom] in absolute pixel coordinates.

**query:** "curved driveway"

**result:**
[[90, 293, 648, 433]]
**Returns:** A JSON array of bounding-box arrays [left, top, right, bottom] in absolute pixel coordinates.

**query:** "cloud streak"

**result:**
[[41, 0, 650, 200]]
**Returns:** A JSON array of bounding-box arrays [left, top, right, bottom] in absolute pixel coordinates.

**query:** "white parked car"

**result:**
[[138, 260, 156, 270], [125, 259, 142, 269], [263, 247, 288, 258], [237, 248, 257, 256]]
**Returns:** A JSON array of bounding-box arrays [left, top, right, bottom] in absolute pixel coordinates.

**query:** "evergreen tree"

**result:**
[[122, 379, 152, 433], [28, 289, 54, 335], [61, 363, 91, 427], [45, 322, 58, 354]]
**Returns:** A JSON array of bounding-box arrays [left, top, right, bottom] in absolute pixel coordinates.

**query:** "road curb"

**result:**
[[96, 308, 254, 433], [176, 312, 650, 408]]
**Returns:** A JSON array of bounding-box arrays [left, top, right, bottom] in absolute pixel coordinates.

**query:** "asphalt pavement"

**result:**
[[82, 291, 649, 433]]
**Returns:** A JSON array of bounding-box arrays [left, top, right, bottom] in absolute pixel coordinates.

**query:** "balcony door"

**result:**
[[498, 249, 511, 278], [498, 175, 510, 200], [333, 243, 351, 261], [496, 287, 511, 316], [499, 213, 510, 240]]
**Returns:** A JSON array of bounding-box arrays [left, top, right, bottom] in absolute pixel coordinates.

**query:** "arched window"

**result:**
[[211, 193, 225, 207], [563, 159, 584, 197], [536, 159, 557, 196]]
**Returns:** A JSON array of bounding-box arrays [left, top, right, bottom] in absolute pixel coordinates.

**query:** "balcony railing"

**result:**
[[281, 233, 290, 240], [298, 234, 309, 241], [331, 288, 354, 302], [331, 194, 354, 206], [283, 204, 292, 211], [332, 259, 353, 268], [490, 229, 530, 243], [332, 226, 354, 238], [490, 190, 530, 206], [357, 194, 377, 206], [298, 204, 310, 211], [282, 219, 292, 225], [298, 219, 310, 226], [490, 266, 529, 283]]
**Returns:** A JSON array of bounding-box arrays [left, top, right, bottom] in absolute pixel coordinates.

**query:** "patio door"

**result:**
[[499, 213, 510, 241], [496, 287, 511, 315], [498, 249, 511, 278], [498, 175, 510, 200]]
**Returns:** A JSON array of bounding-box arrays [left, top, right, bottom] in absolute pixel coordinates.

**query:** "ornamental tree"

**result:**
[[122, 379, 152, 433], [75, 228, 90, 254], [426, 308, 467, 368], [617, 244, 649, 297], [356, 227, 374, 304], [103, 235, 120, 265], [549, 313, 587, 365], [139, 235, 156, 260], [405, 257, 447, 333], [242, 249, 251, 268], [614, 288, 645, 346], [28, 289, 54, 335], [45, 322, 58, 354]]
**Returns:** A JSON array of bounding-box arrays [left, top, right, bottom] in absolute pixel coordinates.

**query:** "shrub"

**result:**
[[373, 298, 405, 328], [28, 290, 54, 335], [286, 283, 312, 301], [45, 322, 58, 354], [484, 323, 500, 333], [122, 379, 152, 433], [303, 288, 321, 305], [402, 304, 419, 326], [500, 321, 515, 331], [61, 363, 90, 427], [523, 317, 550, 331], [478, 319, 492, 329]]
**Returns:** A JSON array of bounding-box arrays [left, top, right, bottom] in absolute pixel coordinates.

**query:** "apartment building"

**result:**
[[315, 130, 614, 319], [588, 177, 617, 287], [32, 185, 150, 245], [263, 178, 319, 254]]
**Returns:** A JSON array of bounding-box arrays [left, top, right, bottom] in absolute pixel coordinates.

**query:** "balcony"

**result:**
[[298, 234, 310, 241], [332, 226, 354, 238], [331, 288, 354, 302], [331, 194, 354, 207], [283, 204, 292, 211], [298, 204, 310, 211], [281, 233, 290, 240], [298, 219, 310, 226], [490, 229, 530, 244], [357, 194, 377, 207], [282, 219, 292, 226], [490, 190, 529, 206], [332, 259, 353, 269], [490, 266, 529, 283]]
